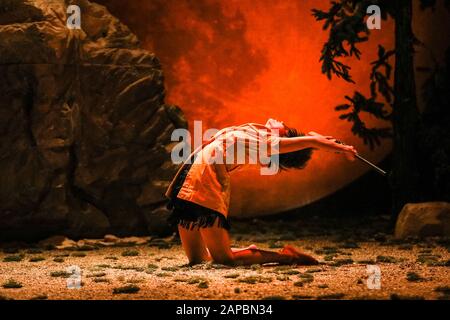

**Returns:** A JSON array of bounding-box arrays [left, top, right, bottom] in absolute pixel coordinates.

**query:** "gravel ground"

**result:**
[[0, 215, 449, 300]]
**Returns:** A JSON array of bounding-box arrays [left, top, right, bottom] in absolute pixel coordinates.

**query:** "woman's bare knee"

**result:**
[[210, 254, 235, 266], [199, 225, 235, 265]]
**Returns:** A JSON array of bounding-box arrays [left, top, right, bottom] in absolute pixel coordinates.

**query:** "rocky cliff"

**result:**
[[0, 0, 186, 240]]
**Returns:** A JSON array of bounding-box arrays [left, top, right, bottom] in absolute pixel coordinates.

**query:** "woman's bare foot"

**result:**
[[280, 245, 319, 265]]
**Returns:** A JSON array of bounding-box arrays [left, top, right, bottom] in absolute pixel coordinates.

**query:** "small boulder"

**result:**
[[103, 234, 119, 243], [117, 236, 150, 246], [38, 235, 77, 250], [395, 202, 450, 239]]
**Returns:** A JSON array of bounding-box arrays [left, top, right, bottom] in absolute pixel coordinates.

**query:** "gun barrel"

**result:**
[[355, 154, 387, 176], [333, 139, 387, 176]]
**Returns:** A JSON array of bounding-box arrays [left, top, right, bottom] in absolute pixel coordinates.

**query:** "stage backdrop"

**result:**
[[96, 0, 449, 217]]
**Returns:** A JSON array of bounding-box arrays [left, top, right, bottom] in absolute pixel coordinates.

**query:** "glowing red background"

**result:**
[[94, 0, 448, 217]]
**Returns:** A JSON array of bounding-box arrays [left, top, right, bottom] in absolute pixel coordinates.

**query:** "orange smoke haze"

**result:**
[[96, 0, 395, 217]]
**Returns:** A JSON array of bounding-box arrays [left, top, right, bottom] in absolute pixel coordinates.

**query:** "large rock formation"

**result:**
[[395, 202, 450, 239], [0, 0, 186, 240]]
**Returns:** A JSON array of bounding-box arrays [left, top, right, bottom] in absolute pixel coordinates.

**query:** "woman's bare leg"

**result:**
[[231, 244, 258, 253], [177, 224, 258, 264], [178, 224, 211, 264], [199, 223, 318, 266]]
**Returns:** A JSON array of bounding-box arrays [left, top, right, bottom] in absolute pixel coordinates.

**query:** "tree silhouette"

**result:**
[[417, 48, 450, 202], [312, 0, 450, 216]]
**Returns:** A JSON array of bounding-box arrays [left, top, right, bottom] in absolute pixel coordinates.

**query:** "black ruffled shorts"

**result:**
[[166, 160, 231, 231]]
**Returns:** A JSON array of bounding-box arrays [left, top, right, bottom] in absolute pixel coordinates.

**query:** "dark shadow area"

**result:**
[[251, 153, 393, 222]]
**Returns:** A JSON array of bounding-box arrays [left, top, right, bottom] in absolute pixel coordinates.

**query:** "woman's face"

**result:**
[[265, 118, 286, 136]]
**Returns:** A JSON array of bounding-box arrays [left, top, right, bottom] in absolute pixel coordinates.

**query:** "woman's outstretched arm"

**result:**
[[274, 131, 357, 160]]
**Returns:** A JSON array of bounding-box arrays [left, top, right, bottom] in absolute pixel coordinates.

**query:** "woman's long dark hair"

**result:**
[[271, 125, 315, 171]]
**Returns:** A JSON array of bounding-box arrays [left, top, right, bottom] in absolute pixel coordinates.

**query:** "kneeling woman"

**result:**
[[166, 119, 357, 266]]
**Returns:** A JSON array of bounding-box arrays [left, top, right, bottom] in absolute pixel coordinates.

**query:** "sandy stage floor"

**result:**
[[0, 215, 449, 300]]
